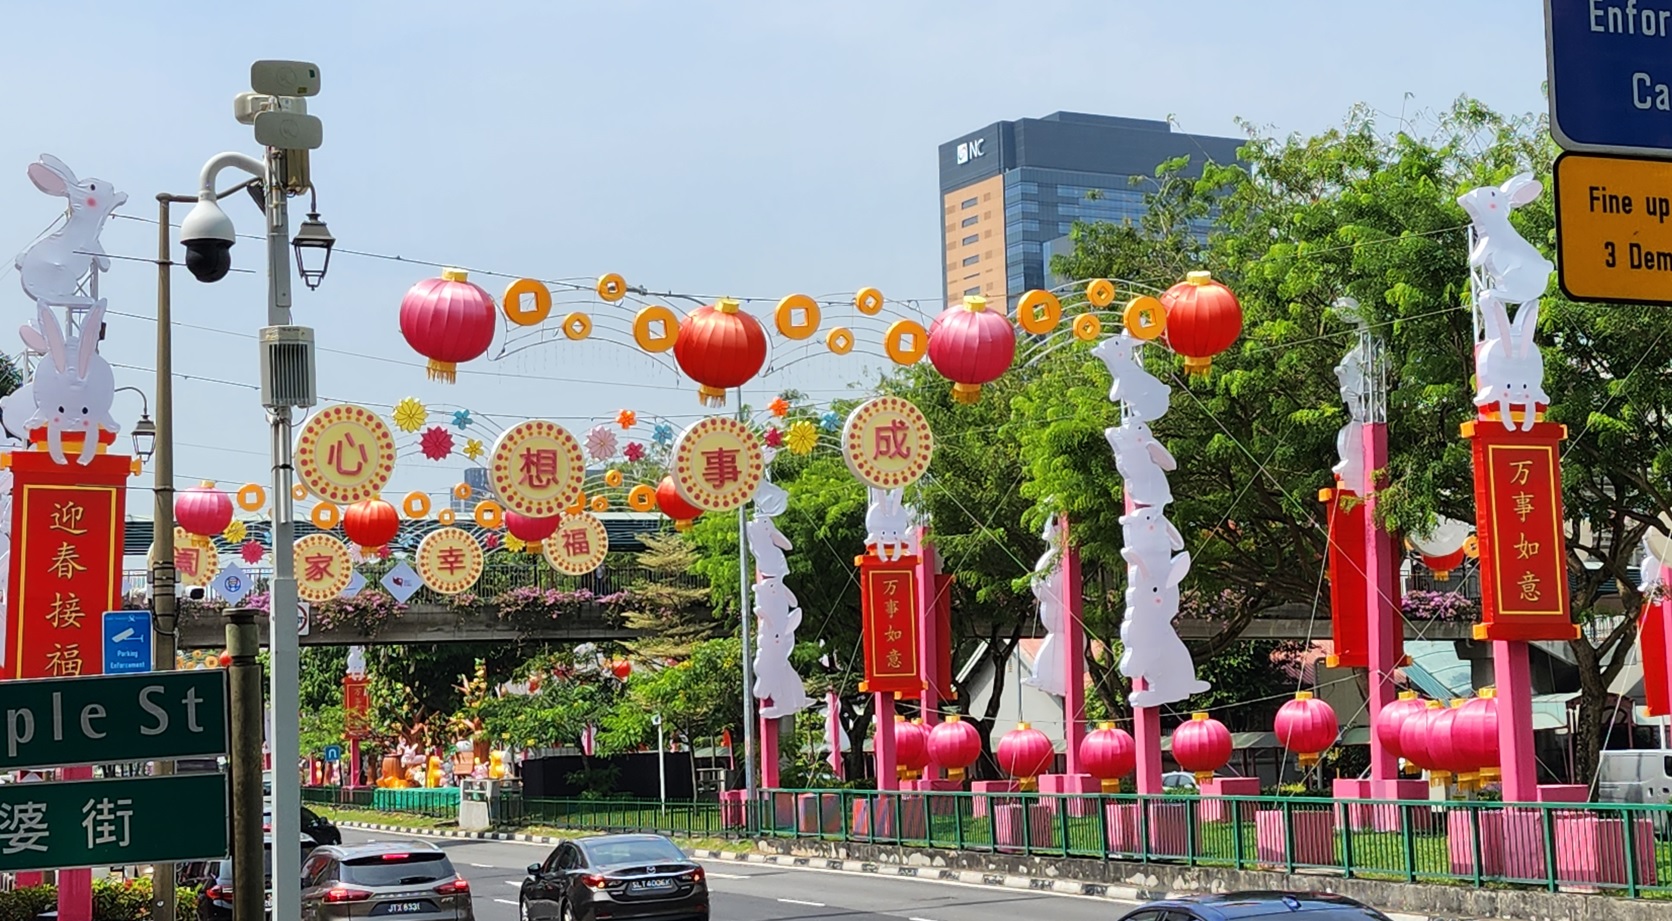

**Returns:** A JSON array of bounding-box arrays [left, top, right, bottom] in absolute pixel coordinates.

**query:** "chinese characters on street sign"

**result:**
[[1466, 420, 1578, 642], [414, 527, 484, 596], [541, 512, 610, 575], [671, 417, 764, 511], [0, 671, 229, 772], [0, 773, 227, 872], [1552, 152, 1672, 304], [7, 452, 131, 680], [490, 421, 584, 518], [294, 404, 396, 504], [858, 556, 923, 695], [842, 396, 935, 489], [292, 533, 353, 603]]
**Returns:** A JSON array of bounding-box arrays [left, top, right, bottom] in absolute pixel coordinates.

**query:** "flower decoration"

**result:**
[[222, 519, 247, 544], [240, 540, 265, 565], [764, 426, 784, 449], [623, 441, 645, 463], [348, 544, 369, 564], [504, 534, 526, 553], [768, 396, 791, 417], [652, 422, 674, 446], [452, 409, 473, 429], [420, 426, 455, 460], [787, 420, 819, 455], [483, 532, 501, 549], [463, 438, 485, 461], [585, 425, 618, 462], [377, 545, 393, 559], [616, 409, 637, 430], [393, 397, 428, 433], [819, 410, 840, 432]]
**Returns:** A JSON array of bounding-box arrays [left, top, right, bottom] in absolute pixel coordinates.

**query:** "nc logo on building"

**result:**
[[956, 138, 986, 165]]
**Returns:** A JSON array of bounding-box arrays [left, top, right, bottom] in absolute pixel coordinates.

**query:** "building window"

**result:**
[[1059, 222, 1074, 235], [962, 286, 981, 296], [962, 254, 980, 267], [1004, 199, 1040, 217], [962, 234, 979, 246], [960, 197, 978, 209], [961, 215, 979, 228], [1008, 219, 1040, 233]]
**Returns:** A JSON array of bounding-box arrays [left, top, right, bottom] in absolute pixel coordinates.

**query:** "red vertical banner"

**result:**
[[1322, 487, 1370, 669], [858, 554, 922, 695], [343, 675, 371, 739], [5, 452, 131, 680], [1465, 420, 1578, 642], [1641, 567, 1671, 718]]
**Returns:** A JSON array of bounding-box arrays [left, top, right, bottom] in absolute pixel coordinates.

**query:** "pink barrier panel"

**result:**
[[970, 780, 1019, 819], [1200, 777, 1260, 824], [1038, 774, 1099, 817], [851, 794, 928, 841], [1332, 779, 1376, 831], [901, 779, 960, 815], [797, 793, 844, 834], [1104, 801, 1189, 857], [1498, 808, 1549, 881], [1255, 808, 1337, 866], [1446, 809, 1507, 877], [719, 790, 747, 829], [1553, 813, 1659, 888], [994, 803, 1054, 851], [771, 791, 798, 830]]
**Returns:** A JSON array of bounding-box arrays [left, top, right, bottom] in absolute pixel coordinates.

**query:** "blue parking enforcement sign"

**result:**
[[102, 611, 153, 674], [1547, 0, 1672, 156], [324, 745, 342, 763]]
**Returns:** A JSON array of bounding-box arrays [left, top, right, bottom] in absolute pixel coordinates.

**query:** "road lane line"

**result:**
[[702, 870, 749, 878], [910, 917, 942, 921], [470, 862, 496, 868], [494, 898, 518, 906], [505, 881, 521, 887], [779, 898, 826, 907]]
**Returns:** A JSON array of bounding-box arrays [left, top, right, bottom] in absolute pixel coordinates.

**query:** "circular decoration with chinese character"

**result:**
[[841, 396, 934, 488], [671, 417, 764, 512], [415, 527, 485, 595], [167, 526, 220, 588], [490, 420, 584, 518], [295, 404, 397, 505], [541, 512, 610, 575], [293, 533, 353, 603]]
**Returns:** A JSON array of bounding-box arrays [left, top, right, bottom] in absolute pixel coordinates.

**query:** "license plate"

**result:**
[[386, 903, 426, 913], [631, 879, 675, 891], [264, 895, 273, 911]]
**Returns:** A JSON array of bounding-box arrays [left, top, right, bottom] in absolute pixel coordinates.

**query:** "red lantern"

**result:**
[[611, 660, 632, 680], [342, 498, 400, 549], [1273, 691, 1340, 768], [1078, 722, 1137, 792], [656, 476, 703, 531], [927, 716, 981, 782], [399, 268, 497, 383], [217, 650, 232, 668], [894, 718, 930, 779], [176, 481, 233, 539], [1398, 699, 1443, 774], [1454, 692, 1500, 783], [505, 511, 562, 543], [1375, 690, 1426, 763], [673, 298, 768, 406], [1160, 271, 1242, 375], [1171, 712, 1233, 783], [996, 723, 1054, 788], [927, 296, 1016, 403]]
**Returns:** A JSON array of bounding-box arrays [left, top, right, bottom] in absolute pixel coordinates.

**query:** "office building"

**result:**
[[937, 112, 1243, 306]]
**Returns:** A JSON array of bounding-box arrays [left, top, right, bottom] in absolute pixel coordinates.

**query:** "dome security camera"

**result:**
[[179, 195, 236, 282]]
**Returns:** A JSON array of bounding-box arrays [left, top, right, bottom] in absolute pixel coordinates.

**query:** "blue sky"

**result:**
[[0, 0, 1546, 518]]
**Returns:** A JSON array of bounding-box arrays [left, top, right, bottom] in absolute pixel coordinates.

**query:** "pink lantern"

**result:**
[[927, 295, 1016, 403], [1454, 691, 1501, 783], [176, 481, 233, 539], [399, 268, 497, 383], [1375, 690, 1426, 763], [505, 511, 562, 543], [995, 722, 1054, 789], [1078, 722, 1136, 792], [1398, 699, 1443, 775], [1273, 691, 1340, 768], [1426, 701, 1471, 786], [927, 715, 981, 782], [1171, 712, 1233, 783], [894, 717, 930, 780]]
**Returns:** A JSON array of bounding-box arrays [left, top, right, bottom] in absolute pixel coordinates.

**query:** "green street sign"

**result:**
[[0, 773, 227, 872], [0, 671, 228, 772]]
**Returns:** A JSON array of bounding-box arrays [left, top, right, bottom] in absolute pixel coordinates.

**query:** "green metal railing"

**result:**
[[517, 798, 728, 838], [303, 785, 459, 820]]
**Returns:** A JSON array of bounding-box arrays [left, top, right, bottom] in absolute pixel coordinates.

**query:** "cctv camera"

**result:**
[[180, 195, 236, 282]]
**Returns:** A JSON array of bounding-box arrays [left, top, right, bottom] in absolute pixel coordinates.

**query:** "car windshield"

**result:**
[[340, 852, 452, 887], [583, 838, 685, 866]]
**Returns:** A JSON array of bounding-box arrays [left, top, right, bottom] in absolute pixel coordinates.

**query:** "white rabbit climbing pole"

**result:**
[[747, 465, 811, 790]]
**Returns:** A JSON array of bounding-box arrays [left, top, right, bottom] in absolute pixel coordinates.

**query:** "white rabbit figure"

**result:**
[[1105, 421, 1175, 508], [1118, 548, 1209, 708], [1408, 516, 1472, 562], [1473, 298, 1548, 432], [746, 514, 793, 580], [20, 303, 119, 465], [754, 605, 812, 718], [1093, 332, 1172, 422], [1034, 515, 1060, 576], [16, 156, 128, 311], [1333, 423, 1368, 495], [1458, 173, 1554, 306], [753, 576, 800, 637], [865, 486, 911, 562], [1336, 340, 1369, 423], [346, 645, 367, 677], [0, 384, 33, 444], [1120, 505, 1184, 561], [1023, 571, 1068, 697], [1639, 541, 1666, 598]]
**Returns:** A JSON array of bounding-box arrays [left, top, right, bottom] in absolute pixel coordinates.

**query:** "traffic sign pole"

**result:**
[[227, 608, 265, 921]]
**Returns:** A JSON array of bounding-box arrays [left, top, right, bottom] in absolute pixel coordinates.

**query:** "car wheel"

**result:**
[[560, 900, 576, 921], [519, 898, 530, 921]]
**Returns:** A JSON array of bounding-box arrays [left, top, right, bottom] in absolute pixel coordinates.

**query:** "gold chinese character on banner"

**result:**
[[47, 593, 84, 629], [50, 501, 87, 535], [1509, 459, 1533, 486], [1518, 571, 1542, 603], [885, 649, 903, 670], [1513, 491, 1535, 522], [884, 598, 900, 617], [46, 643, 83, 677], [1515, 534, 1540, 560], [48, 543, 86, 580], [885, 627, 903, 642]]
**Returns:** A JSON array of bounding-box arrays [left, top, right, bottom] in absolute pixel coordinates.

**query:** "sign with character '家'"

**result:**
[[857, 555, 922, 695], [1465, 419, 1579, 642]]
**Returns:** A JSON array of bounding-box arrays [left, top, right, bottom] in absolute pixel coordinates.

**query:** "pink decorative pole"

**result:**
[[826, 688, 845, 779], [759, 712, 781, 788], [874, 694, 899, 790], [914, 527, 943, 736], [1060, 517, 1088, 770], [1492, 640, 1538, 802], [1127, 495, 1164, 795], [1362, 409, 1404, 784]]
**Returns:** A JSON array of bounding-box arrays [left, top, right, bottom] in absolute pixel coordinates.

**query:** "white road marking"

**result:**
[[911, 917, 943, 921], [470, 863, 496, 868], [505, 881, 521, 887], [779, 898, 826, 907], [494, 898, 518, 906], [702, 870, 749, 879]]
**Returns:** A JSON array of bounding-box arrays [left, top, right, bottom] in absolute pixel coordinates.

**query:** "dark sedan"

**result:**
[[1117, 892, 1393, 921], [519, 834, 707, 921]]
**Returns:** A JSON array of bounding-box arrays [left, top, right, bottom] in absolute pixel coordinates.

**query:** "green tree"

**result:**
[[623, 532, 717, 660], [602, 637, 745, 753]]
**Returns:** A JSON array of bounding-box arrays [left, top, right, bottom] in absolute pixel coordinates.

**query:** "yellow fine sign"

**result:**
[[1553, 153, 1672, 305]]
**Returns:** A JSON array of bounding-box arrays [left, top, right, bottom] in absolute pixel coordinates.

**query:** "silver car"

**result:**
[[300, 840, 473, 921]]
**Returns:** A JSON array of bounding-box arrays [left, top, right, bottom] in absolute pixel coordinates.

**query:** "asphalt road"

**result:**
[[340, 828, 1140, 921]]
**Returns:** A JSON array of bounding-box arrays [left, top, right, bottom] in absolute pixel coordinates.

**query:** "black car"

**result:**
[[1117, 892, 1393, 921], [194, 834, 316, 921], [260, 803, 342, 845], [520, 834, 708, 921]]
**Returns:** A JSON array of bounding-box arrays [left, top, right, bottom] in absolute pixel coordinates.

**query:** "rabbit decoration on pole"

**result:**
[[16, 155, 128, 313], [748, 469, 811, 719], [1457, 172, 1553, 432], [1331, 298, 1372, 495], [1023, 515, 1068, 697]]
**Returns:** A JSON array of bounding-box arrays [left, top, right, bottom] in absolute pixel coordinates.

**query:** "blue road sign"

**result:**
[[1547, 0, 1672, 156], [102, 611, 153, 674], [323, 745, 342, 763]]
